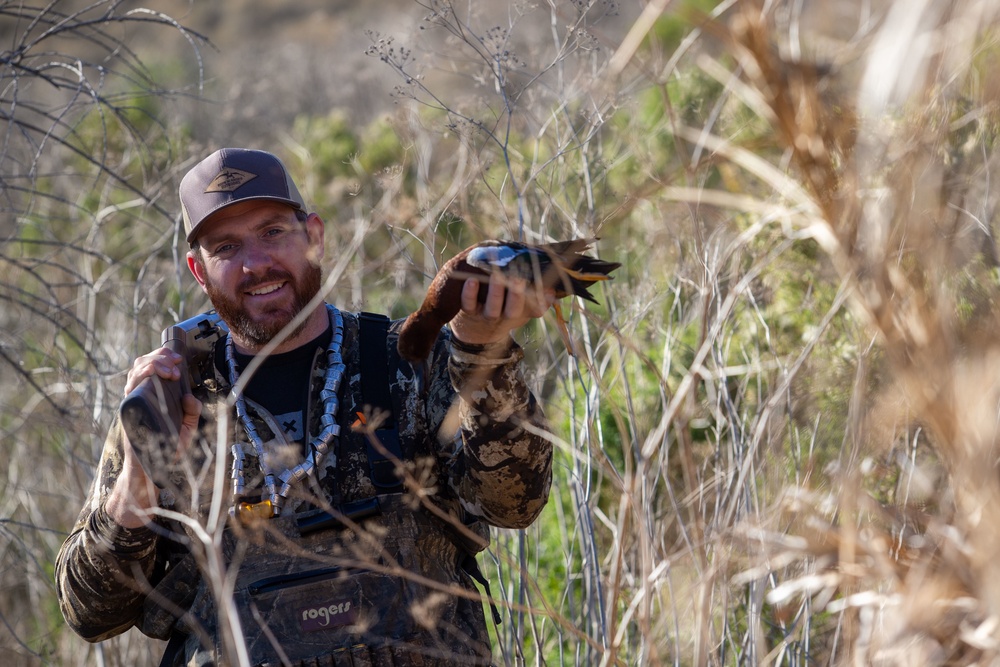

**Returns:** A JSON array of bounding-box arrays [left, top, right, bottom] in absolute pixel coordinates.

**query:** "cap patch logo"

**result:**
[[205, 168, 257, 194]]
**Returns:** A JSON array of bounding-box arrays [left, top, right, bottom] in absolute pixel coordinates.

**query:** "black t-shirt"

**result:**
[[216, 326, 333, 445]]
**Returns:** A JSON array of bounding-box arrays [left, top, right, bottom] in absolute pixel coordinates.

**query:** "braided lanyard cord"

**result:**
[[227, 305, 346, 518]]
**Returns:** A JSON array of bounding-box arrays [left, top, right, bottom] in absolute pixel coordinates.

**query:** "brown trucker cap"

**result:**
[[179, 148, 306, 244]]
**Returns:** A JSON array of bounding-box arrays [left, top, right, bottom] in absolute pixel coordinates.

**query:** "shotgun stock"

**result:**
[[119, 311, 228, 484]]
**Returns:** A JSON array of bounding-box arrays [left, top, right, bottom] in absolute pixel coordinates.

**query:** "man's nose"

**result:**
[[241, 242, 272, 274]]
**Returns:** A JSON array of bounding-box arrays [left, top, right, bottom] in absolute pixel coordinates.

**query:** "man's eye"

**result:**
[[214, 243, 236, 255], [264, 228, 284, 238]]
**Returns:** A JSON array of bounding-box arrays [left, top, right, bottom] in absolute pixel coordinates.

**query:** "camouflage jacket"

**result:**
[[55, 311, 553, 666]]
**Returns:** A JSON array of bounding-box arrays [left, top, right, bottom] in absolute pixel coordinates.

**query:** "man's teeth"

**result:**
[[250, 283, 282, 296]]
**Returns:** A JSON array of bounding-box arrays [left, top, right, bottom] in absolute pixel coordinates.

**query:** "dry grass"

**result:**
[[7, 0, 1000, 665]]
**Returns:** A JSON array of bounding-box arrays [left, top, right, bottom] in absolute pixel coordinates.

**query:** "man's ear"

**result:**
[[187, 250, 209, 293], [304, 213, 325, 265]]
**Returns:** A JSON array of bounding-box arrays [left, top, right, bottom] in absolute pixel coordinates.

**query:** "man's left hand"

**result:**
[[449, 272, 556, 346]]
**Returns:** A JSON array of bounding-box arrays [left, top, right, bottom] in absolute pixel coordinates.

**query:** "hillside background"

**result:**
[[7, 0, 1000, 665]]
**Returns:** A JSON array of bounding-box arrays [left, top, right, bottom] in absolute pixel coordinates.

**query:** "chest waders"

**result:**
[[159, 313, 499, 667]]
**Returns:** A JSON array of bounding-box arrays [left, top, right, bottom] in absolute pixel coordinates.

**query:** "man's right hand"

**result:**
[[106, 347, 202, 528]]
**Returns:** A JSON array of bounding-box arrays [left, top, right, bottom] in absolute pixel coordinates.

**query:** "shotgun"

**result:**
[[119, 311, 228, 483]]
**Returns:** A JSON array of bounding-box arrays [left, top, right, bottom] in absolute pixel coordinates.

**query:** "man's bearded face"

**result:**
[[204, 262, 322, 349]]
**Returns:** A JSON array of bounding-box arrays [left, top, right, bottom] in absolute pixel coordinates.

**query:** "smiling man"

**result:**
[[191, 199, 327, 353], [55, 148, 555, 666]]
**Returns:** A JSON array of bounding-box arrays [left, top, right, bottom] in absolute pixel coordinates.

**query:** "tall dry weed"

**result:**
[[700, 1, 1000, 664]]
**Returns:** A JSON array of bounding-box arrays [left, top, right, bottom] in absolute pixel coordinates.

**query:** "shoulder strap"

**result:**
[[358, 312, 403, 492], [358, 312, 394, 427]]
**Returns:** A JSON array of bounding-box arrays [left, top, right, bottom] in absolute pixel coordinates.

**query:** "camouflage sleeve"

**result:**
[[54, 418, 160, 642], [440, 335, 553, 529]]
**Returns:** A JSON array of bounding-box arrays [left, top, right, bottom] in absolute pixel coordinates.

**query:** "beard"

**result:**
[[205, 264, 323, 350]]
